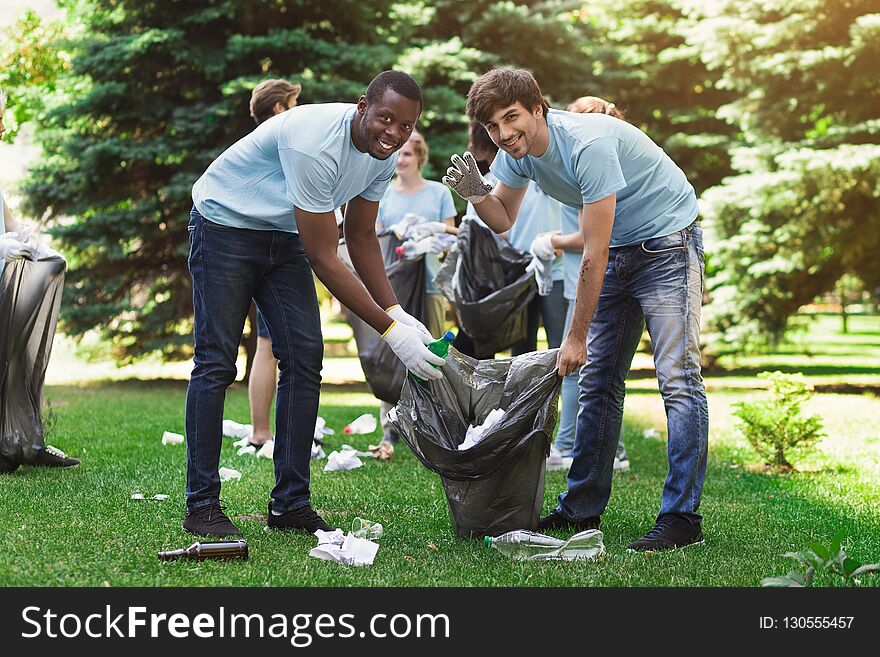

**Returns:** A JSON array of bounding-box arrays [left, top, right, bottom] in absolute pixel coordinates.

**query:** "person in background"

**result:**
[[542, 96, 631, 472], [244, 78, 302, 448], [375, 129, 456, 444], [0, 88, 80, 472]]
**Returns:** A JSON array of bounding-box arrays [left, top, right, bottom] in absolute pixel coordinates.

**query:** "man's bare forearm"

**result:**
[[345, 228, 397, 310], [472, 195, 514, 233], [310, 254, 392, 334], [565, 244, 609, 344]]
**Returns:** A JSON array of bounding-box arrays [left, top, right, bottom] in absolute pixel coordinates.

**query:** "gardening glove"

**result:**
[[407, 221, 450, 241], [386, 304, 433, 343], [382, 321, 445, 381], [530, 232, 558, 261], [443, 151, 493, 204], [0, 233, 37, 262]]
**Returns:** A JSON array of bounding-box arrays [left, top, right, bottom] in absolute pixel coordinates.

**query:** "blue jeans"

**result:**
[[554, 301, 579, 454], [185, 209, 323, 513], [510, 279, 567, 355], [557, 223, 708, 521]]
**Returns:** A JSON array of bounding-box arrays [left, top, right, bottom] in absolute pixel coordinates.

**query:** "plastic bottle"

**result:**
[[484, 529, 604, 561], [158, 540, 249, 561], [395, 239, 432, 260], [343, 413, 377, 435], [412, 331, 456, 384], [351, 517, 384, 540]]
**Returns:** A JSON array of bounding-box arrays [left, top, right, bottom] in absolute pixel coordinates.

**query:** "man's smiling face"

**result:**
[[481, 101, 542, 160], [356, 89, 421, 160]]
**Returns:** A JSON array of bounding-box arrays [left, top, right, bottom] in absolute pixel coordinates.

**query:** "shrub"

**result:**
[[732, 371, 824, 470], [762, 534, 880, 587]]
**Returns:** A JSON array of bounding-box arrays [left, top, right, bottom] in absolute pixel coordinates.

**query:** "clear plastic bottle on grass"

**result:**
[[484, 529, 604, 561], [351, 517, 384, 540]]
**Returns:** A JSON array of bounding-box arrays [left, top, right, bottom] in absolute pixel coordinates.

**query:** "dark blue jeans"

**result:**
[[557, 223, 709, 521], [185, 208, 323, 513]]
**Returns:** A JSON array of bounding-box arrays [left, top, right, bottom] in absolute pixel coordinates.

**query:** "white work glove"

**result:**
[[382, 321, 445, 381], [386, 304, 433, 342], [408, 221, 449, 241], [530, 232, 557, 261], [0, 233, 37, 262], [443, 151, 493, 203]]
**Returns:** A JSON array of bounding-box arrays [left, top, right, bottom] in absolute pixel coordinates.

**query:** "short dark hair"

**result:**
[[365, 70, 422, 108], [466, 68, 550, 124], [468, 121, 497, 157], [250, 79, 301, 124]]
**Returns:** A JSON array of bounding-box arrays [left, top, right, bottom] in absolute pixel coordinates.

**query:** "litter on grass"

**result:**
[[130, 493, 169, 501], [218, 467, 242, 482], [161, 431, 184, 445], [222, 420, 253, 440], [343, 413, 377, 435], [643, 428, 660, 440], [323, 448, 363, 472], [308, 529, 379, 566]]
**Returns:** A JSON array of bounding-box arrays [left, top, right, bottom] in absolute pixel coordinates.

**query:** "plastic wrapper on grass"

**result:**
[[339, 231, 427, 404], [390, 347, 561, 539], [434, 218, 536, 357]]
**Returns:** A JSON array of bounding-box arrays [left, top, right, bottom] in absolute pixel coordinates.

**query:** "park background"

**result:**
[[0, 0, 878, 586]]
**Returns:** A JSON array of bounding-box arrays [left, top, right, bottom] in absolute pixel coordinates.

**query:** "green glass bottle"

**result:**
[[412, 331, 455, 384]]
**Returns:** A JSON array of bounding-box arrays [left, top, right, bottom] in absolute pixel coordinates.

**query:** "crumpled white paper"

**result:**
[[257, 440, 274, 459], [314, 416, 335, 441], [459, 408, 505, 451], [643, 428, 660, 440], [308, 530, 379, 566], [323, 448, 364, 472], [237, 444, 257, 456], [161, 431, 184, 445], [222, 419, 253, 439], [218, 467, 242, 482]]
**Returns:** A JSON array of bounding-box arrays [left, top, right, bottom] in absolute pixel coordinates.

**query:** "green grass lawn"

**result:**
[[3, 312, 878, 586]]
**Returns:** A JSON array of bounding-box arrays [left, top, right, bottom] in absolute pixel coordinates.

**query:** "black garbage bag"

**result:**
[[390, 347, 561, 538], [0, 257, 66, 472], [338, 231, 427, 404], [434, 218, 536, 357]]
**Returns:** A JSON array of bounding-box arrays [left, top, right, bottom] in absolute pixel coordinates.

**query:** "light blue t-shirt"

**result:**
[[193, 104, 396, 232], [491, 109, 698, 247], [377, 181, 456, 295], [560, 204, 580, 301], [507, 182, 563, 281]]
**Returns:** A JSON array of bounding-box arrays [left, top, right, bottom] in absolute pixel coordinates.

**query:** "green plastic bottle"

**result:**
[[412, 330, 455, 384]]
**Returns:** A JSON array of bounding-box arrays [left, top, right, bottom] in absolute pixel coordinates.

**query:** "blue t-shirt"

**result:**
[[560, 205, 580, 301], [377, 181, 456, 295], [491, 109, 698, 247], [193, 104, 396, 232], [507, 182, 563, 281]]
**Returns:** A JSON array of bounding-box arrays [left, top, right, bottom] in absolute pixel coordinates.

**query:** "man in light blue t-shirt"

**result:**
[[184, 71, 446, 539], [444, 68, 708, 552]]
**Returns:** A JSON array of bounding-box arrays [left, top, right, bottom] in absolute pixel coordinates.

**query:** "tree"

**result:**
[[689, 0, 880, 352], [22, 0, 399, 370]]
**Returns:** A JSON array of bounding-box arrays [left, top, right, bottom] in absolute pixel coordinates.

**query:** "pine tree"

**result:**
[[22, 0, 398, 366]]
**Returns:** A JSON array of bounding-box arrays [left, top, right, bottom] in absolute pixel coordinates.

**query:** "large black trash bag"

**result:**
[[435, 218, 536, 357], [390, 347, 562, 538], [0, 257, 66, 472], [338, 231, 427, 404]]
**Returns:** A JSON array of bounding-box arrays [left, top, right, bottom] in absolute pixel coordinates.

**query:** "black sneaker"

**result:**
[[266, 503, 334, 533], [32, 445, 80, 468], [537, 509, 600, 532], [627, 513, 704, 552], [183, 501, 242, 538]]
